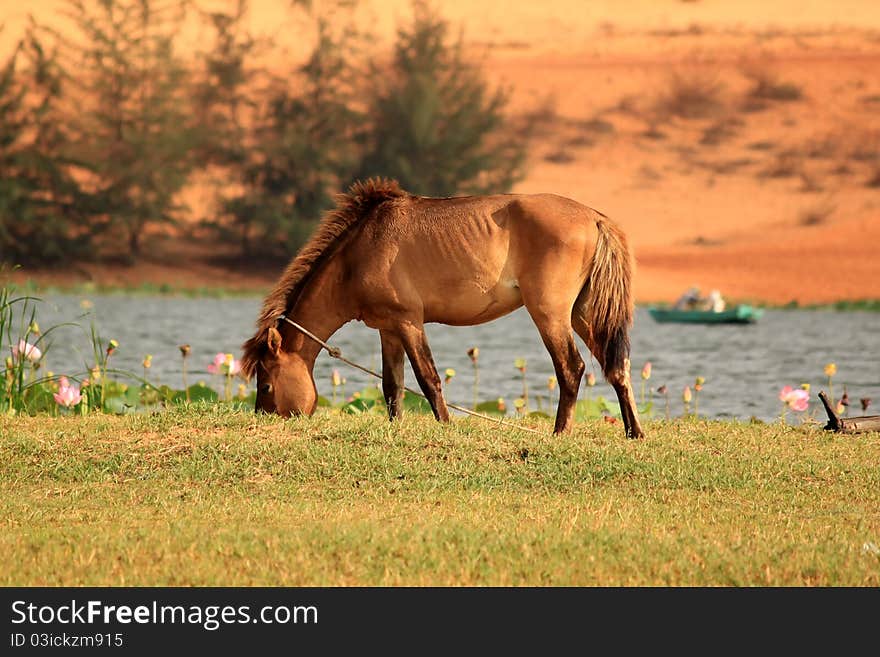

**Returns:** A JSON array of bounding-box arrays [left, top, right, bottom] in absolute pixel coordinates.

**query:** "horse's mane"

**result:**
[[240, 177, 406, 379]]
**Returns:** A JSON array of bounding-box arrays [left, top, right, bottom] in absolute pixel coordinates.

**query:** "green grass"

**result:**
[[2, 408, 878, 586]]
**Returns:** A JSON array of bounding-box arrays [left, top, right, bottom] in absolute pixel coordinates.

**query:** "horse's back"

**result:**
[[350, 192, 604, 327], [411, 192, 602, 222]]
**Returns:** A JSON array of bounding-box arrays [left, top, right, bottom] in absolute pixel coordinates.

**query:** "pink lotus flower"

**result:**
[[779, 385, 809, 412], [206, 352, 224, 374], [207, 352, 241, 376], [53, 376, 82, 408], [641, 362, 652, 380], [13, 340, 42, 362]]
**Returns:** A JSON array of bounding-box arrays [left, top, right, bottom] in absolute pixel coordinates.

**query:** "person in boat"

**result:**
[[702, 289, 726, 312], [674, 286, 701, 310], [674, 287, 726, 312]]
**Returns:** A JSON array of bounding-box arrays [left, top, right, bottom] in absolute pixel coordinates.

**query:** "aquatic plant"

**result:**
[[53, 376, 83, 410], [584, 371, 596, 403], [142, 354, 153, 383], [13, 339, 42, 363], [331, 369, 342, 405], [543, 375, 557, 412], [779, 385, 809, 423], [467, 347, 479, 409], [824, 362, 837, 406], [100, 339, 119, 409], [693, 376, 705, 416], [839, 386, 849, 416], [657, 384, 670, 420], [514, 358, 528, 408], [179, 344, 191, 402], [1, 284, 70, 415], [640, 361, 651, 405], [208, 353, 242, 401]]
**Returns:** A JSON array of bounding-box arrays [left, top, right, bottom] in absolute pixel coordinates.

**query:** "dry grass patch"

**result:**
[[798, 199, 836, 226], [748, 140, 776, 151], [655, 69, 725, 120], [742, 64, 804, 103], [799, 170, 825, 193], [760, 151, 802, 179], [543, 148, 576, 164], [700, 117, 743, 146]]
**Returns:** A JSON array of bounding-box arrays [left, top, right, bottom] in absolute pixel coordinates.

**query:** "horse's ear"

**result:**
[[267, 327, 283, 355]]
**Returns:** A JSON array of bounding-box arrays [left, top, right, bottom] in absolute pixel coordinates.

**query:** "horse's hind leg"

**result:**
[[395, 322, 450, 423], [571, 316, 644, 439], [380, 330, 405, 420], [604, 359, 643, 439]]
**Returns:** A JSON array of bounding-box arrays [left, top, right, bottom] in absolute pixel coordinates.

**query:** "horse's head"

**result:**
[[254, 327, 317, 417]]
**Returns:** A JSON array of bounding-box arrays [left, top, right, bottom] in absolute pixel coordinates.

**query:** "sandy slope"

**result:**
[[4, 1, 880, 303]]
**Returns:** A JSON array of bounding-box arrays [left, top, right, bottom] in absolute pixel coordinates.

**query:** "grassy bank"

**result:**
[[2, 408, 879, 586]]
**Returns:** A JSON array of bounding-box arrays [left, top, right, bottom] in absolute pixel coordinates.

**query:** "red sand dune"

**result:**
[[5, 1, 880, 304]]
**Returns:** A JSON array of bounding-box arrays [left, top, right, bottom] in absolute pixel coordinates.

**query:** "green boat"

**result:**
[[647, 304, 763, 324]]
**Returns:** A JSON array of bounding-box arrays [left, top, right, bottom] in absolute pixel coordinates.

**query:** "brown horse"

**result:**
[[241, 178, 644, 438]]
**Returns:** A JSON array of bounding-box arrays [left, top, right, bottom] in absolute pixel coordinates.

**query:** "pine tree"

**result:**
[[0, 26, 93, 265], [59, 0, 197, 260], [191, 0, 265, 256], [357, 0, 527, 196], [210, 7, 363, 257], [193, 0, 258, 172]]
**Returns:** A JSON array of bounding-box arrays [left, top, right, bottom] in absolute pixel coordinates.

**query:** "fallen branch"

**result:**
[[818, 391, 880, 433]]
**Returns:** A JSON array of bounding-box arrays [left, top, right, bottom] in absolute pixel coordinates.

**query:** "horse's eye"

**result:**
[[260, 383, 272, 394]]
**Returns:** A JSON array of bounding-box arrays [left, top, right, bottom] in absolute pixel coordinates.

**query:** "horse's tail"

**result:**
[[572, 216, 635, 377]]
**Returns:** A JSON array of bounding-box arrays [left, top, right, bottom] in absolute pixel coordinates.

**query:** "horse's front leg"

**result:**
[[379, 330, 405, 420], [395, 322, 450, 423]]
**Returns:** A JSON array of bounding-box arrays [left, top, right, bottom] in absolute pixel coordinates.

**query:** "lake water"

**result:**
[[21, 294, 880, 422]]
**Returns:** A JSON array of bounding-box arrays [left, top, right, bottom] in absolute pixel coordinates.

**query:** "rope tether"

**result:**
[[277, 314, 544, 435]]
